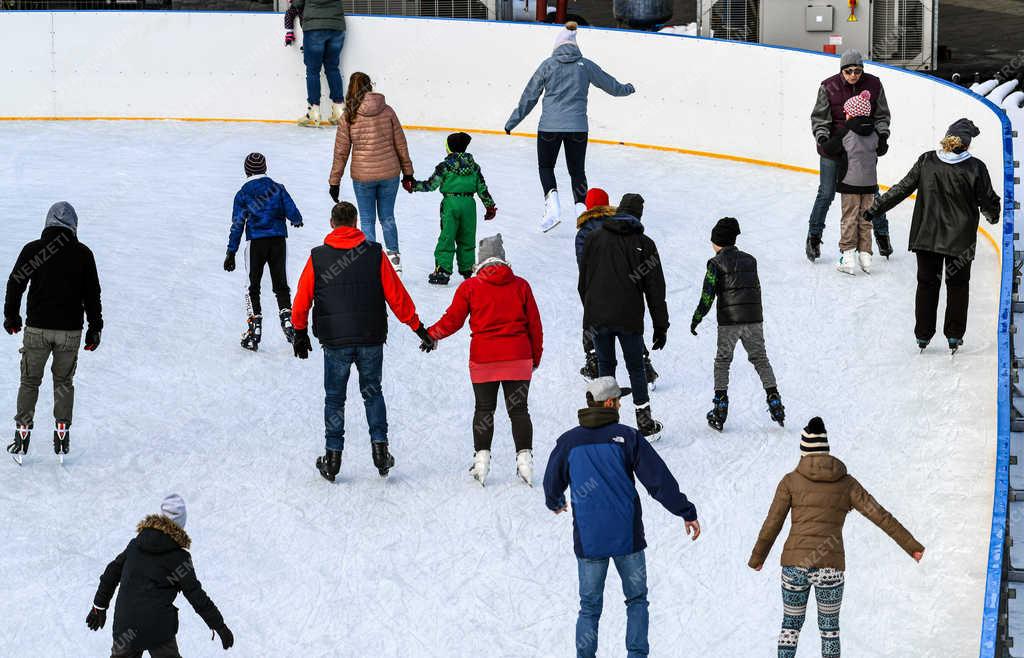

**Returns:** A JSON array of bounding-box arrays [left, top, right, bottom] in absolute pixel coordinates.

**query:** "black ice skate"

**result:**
[[427, 266, 452, 286], [240, 314, 262, 352], [459, 270, 473, 280], [636, 405, 663, 442], [279, 308, 296, 345], [643, 353, 659, 390], [53, 422, 70, 462], [579, 350, 598, 380], [7, 425, 30, 465], [805, 235, 821, 262], [948, 337, 964, 356], [372, 442, 395, 478], [876, 233, 893, 259], [316, 449, 342, 482], [917, 338, 930, 353], [766, 390, 785, 427], [707, 392, 729, 432]]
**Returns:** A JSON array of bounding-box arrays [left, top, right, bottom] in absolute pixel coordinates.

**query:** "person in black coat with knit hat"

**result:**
[[691, 217, 784, 431], [578, 193, 667, 440], [865, 118, 1001, 352], [86, 494, 233, 657]]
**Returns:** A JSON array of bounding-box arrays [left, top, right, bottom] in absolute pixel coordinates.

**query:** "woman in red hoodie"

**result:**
[[428, 234, 543, 487]]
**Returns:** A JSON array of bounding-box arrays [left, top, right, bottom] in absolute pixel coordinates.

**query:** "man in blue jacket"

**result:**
[[224, 153, 303, 351], [544, 377, 701, 658]]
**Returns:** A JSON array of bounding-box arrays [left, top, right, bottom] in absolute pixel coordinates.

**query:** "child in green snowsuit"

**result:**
[[410, 132, 497, 284]]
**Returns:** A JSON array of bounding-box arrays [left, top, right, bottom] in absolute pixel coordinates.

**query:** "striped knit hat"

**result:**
[[800, 417, 829, 455], [843, 91, 872, 118], [244, 152, 267, 177]]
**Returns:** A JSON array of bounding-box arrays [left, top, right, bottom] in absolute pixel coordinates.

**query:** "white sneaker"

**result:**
[[386, 250, 402, 276], [857, 251, 872, 274], [298, 104, 321, 127], [328, 102, 344, 125], [836, 250, 857, 275], [516, 449, 534, 486], [469, 450, 490, 486], [540, 190, 561, 232]]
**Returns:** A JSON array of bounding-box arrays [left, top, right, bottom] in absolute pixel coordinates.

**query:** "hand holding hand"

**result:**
[[484, 206, 497, 221], [293, 329, 312, 359], [415, 324, 436, 353], [86, 606, 106, 631], [402, 175, 415, 194]]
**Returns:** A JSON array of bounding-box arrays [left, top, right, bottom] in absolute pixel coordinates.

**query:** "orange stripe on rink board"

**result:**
[[0, 116, 996, 255]]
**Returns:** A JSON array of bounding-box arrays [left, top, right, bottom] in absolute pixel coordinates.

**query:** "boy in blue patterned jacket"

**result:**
[[223, 153, 303, 351]]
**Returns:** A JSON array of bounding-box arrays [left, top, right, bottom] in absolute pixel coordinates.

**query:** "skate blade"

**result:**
[[540, 219, 562, 233], [11, 453, 23, 465], [517, 474, 533, 487]]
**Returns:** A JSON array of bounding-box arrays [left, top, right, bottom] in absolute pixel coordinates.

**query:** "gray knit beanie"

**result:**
[[477, 234, 506, 266], [840, 50, 864, 70], [160, 494, 187, 528], [45, 201, 78, 234]]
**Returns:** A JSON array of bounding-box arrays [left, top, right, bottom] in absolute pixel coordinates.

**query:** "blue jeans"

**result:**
[[593, 327, 649, 406], [576, 550, 649, 658], [808, 155, 889, 238], [353, 177, 400, 252], [323, 344, 387, 452], [303, 29, 345, 106]]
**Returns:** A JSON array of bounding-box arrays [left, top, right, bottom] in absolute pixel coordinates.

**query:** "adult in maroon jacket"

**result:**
[[427, 234, 543, 486]]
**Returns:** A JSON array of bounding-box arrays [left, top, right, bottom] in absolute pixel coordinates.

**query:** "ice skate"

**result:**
[[298, 104, 321, 128], [857, 251, 872, 274], [469, 449, 490, 486], [53, 422, 69, 462], [539, 190, 561, 233], [372, 442, 395, 478], [948, 337, 963, 356], [643, 353, 659, 391], [836, 250, 857, 275], [459, 270, 473, 280], [579, 350, 598, 380], [516, 449, 534, 486], [805, 235, 821, 262], [876, 232, 893, 259], [327, 102, 343, 125], [279, 308, 296, 344], [707, 392, 729, 432], [240, 314, 262, 352], [917, 338, 930, 353], [316, 449, 342, 483], [766, 390, 785, 427], [7, 425, 30, 465], [427, 266, 451, 286], [636, 404, 663, 442], [386, 250, 402, 277]]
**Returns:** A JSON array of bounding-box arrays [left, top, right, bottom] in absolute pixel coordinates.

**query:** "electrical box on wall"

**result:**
[[805, 5, 833, 31]]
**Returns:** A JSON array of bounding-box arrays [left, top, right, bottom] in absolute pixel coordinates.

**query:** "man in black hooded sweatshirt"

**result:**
[[578, 193, 667, 440]]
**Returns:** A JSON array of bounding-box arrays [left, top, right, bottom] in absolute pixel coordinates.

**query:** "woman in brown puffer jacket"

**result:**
[[328, 72, 414, 274], [749, 417, 924, 658]]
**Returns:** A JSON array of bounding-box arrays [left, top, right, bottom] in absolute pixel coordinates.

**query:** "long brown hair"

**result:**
[[344, 72, 373, 125]]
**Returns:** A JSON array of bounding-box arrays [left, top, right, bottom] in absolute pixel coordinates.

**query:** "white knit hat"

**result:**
[[553, 21, 578, 51], [160, 494, 187, 528]]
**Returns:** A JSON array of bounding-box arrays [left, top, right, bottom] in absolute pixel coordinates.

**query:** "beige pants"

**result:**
[[839, 194, 875, 254]]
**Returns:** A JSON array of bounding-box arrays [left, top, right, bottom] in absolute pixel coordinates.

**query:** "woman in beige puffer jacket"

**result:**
[[328, 72, 414, 271]]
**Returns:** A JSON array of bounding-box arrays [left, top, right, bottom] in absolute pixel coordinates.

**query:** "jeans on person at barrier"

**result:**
[[353, 177, 400, 252], [777, 566, 845, 658], [593, 327, 649, 406], [16, 327, 81, 428], [246, 237, 291, 316], [537, 131, 589, 204], [915, 250, 973, 342], [808, 156, 889, 239], [302, 29, 346, 106], [323, 344, 387, 452], [576, 550, 649, 658], [471, 380, 532, 453], [111, 637, 182, 658]]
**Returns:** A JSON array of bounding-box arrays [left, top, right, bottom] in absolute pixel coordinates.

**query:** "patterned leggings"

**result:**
[[778, 566, 845, 658]]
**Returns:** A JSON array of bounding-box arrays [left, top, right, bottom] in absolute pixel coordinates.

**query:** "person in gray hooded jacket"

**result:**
[[504, 22, 635, 233]]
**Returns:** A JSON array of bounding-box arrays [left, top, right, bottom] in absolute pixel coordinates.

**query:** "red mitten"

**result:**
[[484, 206, 497, 221]]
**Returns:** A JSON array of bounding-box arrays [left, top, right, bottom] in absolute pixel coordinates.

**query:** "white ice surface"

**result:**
[[0, 122, 1000, 657]]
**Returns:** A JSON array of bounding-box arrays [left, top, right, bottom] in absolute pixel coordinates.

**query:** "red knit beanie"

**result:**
[[843, 90, 872, 118], [585, 188, 610, 210]]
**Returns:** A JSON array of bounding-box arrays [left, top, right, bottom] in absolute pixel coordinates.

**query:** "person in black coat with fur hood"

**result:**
[[86, 495, 233, 657], [865, 118, 1001, 352]]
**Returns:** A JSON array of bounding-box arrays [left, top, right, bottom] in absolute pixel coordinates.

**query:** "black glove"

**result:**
[[214, 624, 234, 649], [402, 175, 415, 194], [3, 316, 21, 335], [651, 330, 667, 351], [983, 209, 1000, 225], [329, 184, 340, 203], [84, 327, 101, 351], [504, 128, 511, 136], [816, 133, 828, 145], [86, 606, 106, 631], [690, 321, 698, 336], [293, 329, 312, 359], [414, 324, 436, 353], [293, 221, 303, 228], [876, 134, 889, 156], [862, 208, 877, 222], [223, 251, 235, 272]]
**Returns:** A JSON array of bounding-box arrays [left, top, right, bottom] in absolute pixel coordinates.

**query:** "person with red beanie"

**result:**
[[574, 188, 658, 386], [426, 234, 543, 487]]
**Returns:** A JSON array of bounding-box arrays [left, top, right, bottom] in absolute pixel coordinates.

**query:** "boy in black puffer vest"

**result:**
[[690, 218, 784, 431], [86, 495, 234, 657]]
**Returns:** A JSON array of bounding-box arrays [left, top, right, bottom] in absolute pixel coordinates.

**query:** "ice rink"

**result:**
[[0, 121, 1000, 656]]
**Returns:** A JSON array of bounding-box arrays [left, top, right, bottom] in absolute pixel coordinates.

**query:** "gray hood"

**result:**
[[45, 201, 78, 234], [553, 43, 582, 64]]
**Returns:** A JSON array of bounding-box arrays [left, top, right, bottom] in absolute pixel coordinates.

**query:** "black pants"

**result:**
[[247, 237, 291, 316], [537, 131, 588, 204], [111, 637, 181, 658], [472, 380, 532, 452], [593, 327, 649, 406], [583, 326, 652, 361], [915, 250, 973, 341]]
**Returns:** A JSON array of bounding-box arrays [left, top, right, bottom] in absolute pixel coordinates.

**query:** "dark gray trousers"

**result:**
[[714, 322, 777, 391]]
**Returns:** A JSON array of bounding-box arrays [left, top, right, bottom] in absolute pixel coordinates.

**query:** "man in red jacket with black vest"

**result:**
[[291, 202, 434, 482]]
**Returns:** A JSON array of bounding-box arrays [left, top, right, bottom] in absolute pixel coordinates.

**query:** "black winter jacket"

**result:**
[[578, 213, 669, 335], [711, 247, 763, 325], [872, 151, 1001, 260], [311, 240, 389, 346], [4, 227, 102, 331], [93, 515, 224, 651]]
